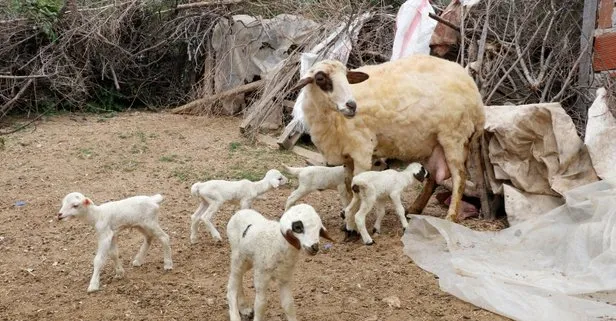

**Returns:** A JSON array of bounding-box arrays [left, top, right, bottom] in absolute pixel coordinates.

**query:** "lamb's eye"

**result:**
[[72, 204, 79, 208], [291, 221, 304, 233]]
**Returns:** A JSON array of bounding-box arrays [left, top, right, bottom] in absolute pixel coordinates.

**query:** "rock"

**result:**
[[382, 295, 401, 308]]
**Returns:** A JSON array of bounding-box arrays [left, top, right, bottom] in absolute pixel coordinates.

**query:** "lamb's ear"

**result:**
[[319, 227, 335, 242], [283, 230, 301, 250], [346, 71, 369, 84], [83, 198, 91, 206], [290, 76, 314, 92]]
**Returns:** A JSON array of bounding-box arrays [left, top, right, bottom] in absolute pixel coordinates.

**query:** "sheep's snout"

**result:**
[[341, 100, 357, 118], [305, 243, 320, 256]]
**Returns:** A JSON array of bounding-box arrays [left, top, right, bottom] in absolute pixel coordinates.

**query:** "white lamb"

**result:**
[[190, 169, 288, 244], [57, 192, 173, 293], [344, 162, 427, 245], [226, 204, 333, 321], [283, 157, 388, 211]]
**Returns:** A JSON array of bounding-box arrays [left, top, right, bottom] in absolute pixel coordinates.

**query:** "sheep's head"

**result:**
[[280, 204, 334, 255], [405, 162, 428, 182], [264, 169, 288, 188], [291, 60, 369, 118], [58, 192, 92, 221]]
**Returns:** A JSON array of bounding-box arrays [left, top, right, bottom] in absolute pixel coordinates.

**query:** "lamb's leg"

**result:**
[[149, 223, 173, 270], [372, 201, 386, 235], [252, 270, 270, 321], [390, 192, 409, 232], [440, 137, 469, 223], [279, 280, 297, 321], [88, 232, 113, 293], [337, 184, 351, 218], [201, 201, 223, 242], [285, 187, 310, 211], [353, 188, 377, 245], [190, 201, 208, 244], [109, 235, 124, 278], [239, 198, 254, 210], [133, 227, 153, 267], [227, 255, 250, 321]]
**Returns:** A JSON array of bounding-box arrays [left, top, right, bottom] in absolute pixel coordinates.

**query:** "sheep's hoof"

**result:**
[[87, 285, 101, 293], [445, 213, 459, 223], [343, 229, 361, 243], [365, 240, 375, 246]]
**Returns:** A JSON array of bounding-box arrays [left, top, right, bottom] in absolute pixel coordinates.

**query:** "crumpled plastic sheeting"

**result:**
[[484, 103, 599, 196], [584, 87, 616, 180], [211, 14, 319, 114], [390, 0, 437, 60], [403, 178, 616, 321]]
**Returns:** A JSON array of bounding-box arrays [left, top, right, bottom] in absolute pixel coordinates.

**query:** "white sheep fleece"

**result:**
[[57, 192, 173, 293], [190, 169, 288, 243], [226, 204, 333, 321], [282, 158, 388, 211], [344, 162, 426, 245]]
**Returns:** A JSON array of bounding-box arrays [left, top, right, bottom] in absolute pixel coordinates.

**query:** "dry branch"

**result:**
[[171, 80, 265, 114]]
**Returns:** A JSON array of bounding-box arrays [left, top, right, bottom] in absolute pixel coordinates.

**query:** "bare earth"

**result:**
[[0, 111, 510, 321]]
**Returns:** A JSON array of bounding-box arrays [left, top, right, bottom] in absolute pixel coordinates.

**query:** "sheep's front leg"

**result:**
[[285, 187, 310, 211], [390, 192, 409, 232], [190, 201, 208, 244], [88, 232, 113, 293], [252, 271, 270, 321], [109, 235, 124, 279], [279, 280, 297, 321]]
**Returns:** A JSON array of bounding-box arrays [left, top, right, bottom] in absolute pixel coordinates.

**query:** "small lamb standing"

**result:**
[[57, 192, 173, 293], [226, 204, 333, 321], [344, 162, 427, 245], [283, 157, 388, 211], [190, 169, 288, 244]]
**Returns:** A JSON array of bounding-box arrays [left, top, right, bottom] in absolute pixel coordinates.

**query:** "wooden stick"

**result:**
[[170, 80, 265, 114], [176, 0, 244, 9], [0, 79, 33, 117], [428, 12, 460, 33]]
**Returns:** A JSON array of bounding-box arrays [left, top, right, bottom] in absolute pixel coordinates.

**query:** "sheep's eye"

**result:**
[[291, 221, 304, 233]]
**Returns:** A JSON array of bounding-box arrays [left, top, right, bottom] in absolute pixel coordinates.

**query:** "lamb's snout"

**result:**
[[306, 243, 319, 255], [57, 212, 64, 220]]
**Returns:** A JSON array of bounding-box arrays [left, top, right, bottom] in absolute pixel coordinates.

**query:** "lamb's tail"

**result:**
[[150, 194, 164, 204], [282, 164, 302, 177]]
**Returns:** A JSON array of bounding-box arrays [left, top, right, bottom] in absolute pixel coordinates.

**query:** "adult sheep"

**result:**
[[290, 54, 489, 238]]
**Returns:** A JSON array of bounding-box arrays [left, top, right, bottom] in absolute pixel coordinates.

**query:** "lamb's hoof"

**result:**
[[371, 227, 380, 235], [132, 260, 143, 267], [87, 285, 101, 293], [339, 210, 346, 219], [240, 308, 254, 321], [114, 268, 125, 279], [164, 263, 173, 271], [343, 229, 361, 243], [365, 240, 375, 246]]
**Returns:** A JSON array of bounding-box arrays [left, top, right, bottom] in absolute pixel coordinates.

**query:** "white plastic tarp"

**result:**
[[390, 0, 437, 60], [403, 178, 616, 321]]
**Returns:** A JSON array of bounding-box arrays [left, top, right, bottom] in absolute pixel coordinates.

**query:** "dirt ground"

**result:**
[[0, 111, 511, 321]]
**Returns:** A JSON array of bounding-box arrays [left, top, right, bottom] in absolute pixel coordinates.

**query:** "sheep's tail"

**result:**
[[282, 164, 302, 177], [150, 194, 164, 204]]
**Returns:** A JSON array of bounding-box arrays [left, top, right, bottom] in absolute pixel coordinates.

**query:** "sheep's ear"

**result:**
[[283, 230, 301, 250], [347, 71, 369, 84], [289, 76, 314, 92], [319, 227, 335, 242], [83, 198, 91, 206]]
